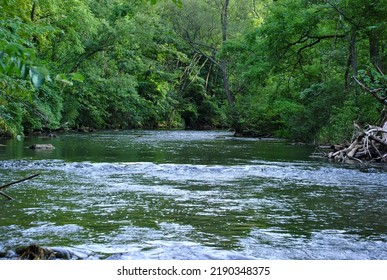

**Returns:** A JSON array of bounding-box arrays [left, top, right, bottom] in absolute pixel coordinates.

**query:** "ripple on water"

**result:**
[[239, 228, 387, 260], [1, 157, 386, 260], [1, 159, 387, 187]]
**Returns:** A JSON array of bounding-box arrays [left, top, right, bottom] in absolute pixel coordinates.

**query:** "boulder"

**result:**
[[29, 144, 55, 150]]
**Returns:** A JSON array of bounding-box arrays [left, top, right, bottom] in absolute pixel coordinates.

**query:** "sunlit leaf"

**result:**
[[0, 62, 5, 73], [29, 67, 48, 88], [69, 72, 84, 82], [20, 64, 28, 79], [55, 73, 73, 86], [30, 73, 45, 88], [173, 0, 183, 8], [32, 73, 45, 87]]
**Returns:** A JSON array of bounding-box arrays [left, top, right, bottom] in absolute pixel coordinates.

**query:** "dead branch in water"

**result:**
[[0, 174, 40, 200]]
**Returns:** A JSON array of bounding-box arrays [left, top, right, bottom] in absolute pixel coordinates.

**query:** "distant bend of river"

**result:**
[[0, 130, 386, 260]]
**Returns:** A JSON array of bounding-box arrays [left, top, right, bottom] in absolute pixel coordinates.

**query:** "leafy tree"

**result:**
[[229, 0, 386, 141], [1, 0, 385, 143]]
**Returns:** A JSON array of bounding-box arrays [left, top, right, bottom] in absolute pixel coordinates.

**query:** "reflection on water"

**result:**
[[0, 130, 386, 259]]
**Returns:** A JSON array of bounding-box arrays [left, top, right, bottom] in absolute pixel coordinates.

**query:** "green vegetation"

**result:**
[[1, 0, 386, 143]]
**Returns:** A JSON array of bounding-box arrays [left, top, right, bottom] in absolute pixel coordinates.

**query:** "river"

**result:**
[[0, 130, 386, 259]]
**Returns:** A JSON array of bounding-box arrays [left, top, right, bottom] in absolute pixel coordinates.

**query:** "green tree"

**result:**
[[229, 0, 386, 141]]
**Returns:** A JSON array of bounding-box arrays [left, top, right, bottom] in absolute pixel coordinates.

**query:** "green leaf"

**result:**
[[69, 72, 84, 82], [0, 62, 5, 73], [4, 43, 19, 57], [31, 73, 45, 87], [173, 0, 183, 8], [29, 67, 49, 88], [20, 64, 28, 79], [55, 73, 73, 86], [30, 72, 45, 88]]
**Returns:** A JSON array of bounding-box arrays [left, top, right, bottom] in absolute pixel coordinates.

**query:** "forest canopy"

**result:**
[[1, 0, 386, 143]]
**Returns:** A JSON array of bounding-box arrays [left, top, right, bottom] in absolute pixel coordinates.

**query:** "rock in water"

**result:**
[[29, 144, 55, 150], [17, 245, 55, 260]]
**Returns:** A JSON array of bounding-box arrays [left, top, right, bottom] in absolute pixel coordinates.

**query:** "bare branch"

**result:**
[[353, 75, 387, 106], [0, 174, 40, 191], [0, 174, 40, 201]]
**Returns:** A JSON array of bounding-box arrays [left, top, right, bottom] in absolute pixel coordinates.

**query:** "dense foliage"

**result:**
[[1, 0, 386, 142]]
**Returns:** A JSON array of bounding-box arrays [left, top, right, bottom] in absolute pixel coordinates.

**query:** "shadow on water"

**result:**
[[0, 130, 386, 259]]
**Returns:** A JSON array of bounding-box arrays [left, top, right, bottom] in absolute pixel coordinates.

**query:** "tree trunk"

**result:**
[[221, 59, 234, 107], [345, 32, 358, 91], [220, 0, 234, 107], [31, 0, 37, 21], [369, 33, 385, 73]]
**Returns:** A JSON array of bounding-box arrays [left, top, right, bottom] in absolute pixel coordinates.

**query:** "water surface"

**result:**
[[0, 130, 386, 259]]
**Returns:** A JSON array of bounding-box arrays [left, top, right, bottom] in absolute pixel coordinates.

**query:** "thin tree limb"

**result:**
[[0, 174, 40, 200], [353, 75, 387, 106], [0, 191, 14, 200]]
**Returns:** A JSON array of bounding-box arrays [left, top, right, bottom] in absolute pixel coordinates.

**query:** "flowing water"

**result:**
[[0, 130, 386, 260]]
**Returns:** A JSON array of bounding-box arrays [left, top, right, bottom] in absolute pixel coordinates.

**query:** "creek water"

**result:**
[[0, 130, 386, 260]]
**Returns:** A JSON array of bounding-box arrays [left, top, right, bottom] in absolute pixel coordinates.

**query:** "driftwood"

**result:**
[[325, 121, 387, 163], [0, 174, 40, 200]]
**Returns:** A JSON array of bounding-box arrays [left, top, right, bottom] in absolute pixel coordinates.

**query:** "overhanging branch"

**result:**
[[353, 75, 387, 106]]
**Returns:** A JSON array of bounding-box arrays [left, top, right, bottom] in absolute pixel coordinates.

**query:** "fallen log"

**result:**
[[347, 144, 362, 157]]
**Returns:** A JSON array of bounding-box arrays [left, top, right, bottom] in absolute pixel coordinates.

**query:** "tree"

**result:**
[[228, 0, 386, 141], [220, 0, 234, 107], [2, 0, 384, 144], [160, 0, 260, 128]]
